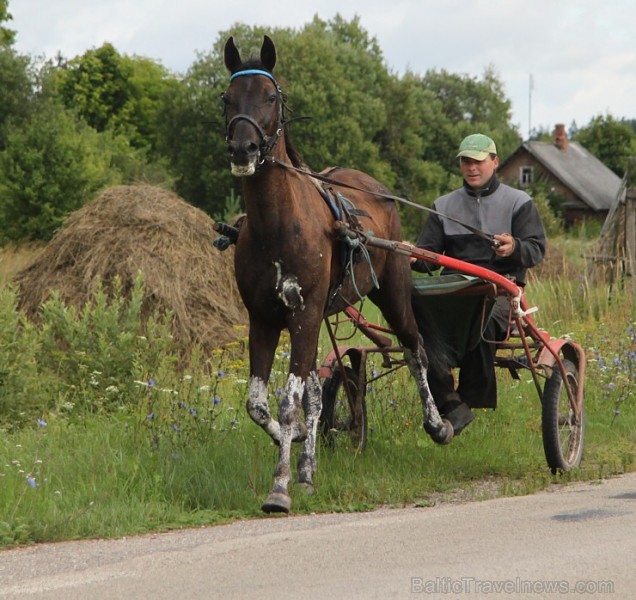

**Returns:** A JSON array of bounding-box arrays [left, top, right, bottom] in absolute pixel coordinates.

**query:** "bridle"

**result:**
[[224, 69, 285, 162]]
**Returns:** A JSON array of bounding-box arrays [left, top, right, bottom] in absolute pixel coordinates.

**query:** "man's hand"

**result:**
[[492, 233, 516, 257]]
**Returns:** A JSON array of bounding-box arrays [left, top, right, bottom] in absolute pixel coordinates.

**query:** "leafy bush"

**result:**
[[0, 102, 121, 241], [0, 276, 179, 429], [0, 287, 44, 430]]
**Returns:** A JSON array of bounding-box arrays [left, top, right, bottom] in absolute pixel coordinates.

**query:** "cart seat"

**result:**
[[411, 275, 497, 367]]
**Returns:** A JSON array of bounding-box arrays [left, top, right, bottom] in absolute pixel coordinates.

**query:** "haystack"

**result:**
[[14, 184, 247, 353]]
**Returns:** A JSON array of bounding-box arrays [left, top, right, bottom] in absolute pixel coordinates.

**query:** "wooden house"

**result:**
[[498, 124, 622, 226]]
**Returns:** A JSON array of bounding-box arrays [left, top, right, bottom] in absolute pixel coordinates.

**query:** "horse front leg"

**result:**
[[297, 370, 322, 493], [404, 337, 454, 445], [245, 322, 281, 443], [262, 372, 307, 513], [262, 319, 321, 514]]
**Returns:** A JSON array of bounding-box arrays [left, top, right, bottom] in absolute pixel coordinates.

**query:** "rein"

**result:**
[[265, 156, 499, 245]]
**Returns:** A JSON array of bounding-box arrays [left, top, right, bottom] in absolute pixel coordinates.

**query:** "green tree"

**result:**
[[0, 48, 32, 148], [52, 44, 179, 154], [417, 66, 520, 171], [0, 0, 15, 47], [280, 16, 394, 182], [374, 73, 449, 239], [54, 43, 131, 132], [0, 101, 123, 241], [155, 46, 233, 216], [121, 55, 181, 152], [374, 67, 520, 238], [574, 114, 636, 177]]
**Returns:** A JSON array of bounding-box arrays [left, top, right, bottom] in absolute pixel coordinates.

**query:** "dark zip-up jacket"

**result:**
[[413, 175, 546, 285]]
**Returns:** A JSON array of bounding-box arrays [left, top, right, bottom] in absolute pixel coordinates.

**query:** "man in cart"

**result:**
[[411, 133, 546, 435]]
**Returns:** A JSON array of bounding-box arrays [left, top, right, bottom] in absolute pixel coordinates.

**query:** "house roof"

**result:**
[[504, 141, 622, 211]]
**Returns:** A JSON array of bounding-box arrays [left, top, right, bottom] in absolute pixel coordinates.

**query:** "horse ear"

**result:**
[[260, 35, 276, 72], [224, 36, 243, 74]]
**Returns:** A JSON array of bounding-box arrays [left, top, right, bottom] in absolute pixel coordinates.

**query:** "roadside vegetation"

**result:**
[[0, 237, 634, 548]]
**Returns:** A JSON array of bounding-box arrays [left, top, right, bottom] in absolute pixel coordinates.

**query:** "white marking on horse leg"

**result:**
[[297, 370, 322, 489], [274, 260, 283, 289], [246, 376, 280, 442], [270, 374, 305, 498], [404, 345, 445, 431]]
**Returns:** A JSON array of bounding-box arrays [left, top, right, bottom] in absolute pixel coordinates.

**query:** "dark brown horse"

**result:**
[[222, 35, 452, 513]]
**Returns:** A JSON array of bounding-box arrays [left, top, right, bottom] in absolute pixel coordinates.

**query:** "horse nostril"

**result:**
[[245, 141, 259, 155], [227, 139, 259, 158], [227, 140, 239, 156]]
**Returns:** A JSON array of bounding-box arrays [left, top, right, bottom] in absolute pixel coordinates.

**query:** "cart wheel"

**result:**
[[320, 366, 367, 452], [541, 358, 585, 473]]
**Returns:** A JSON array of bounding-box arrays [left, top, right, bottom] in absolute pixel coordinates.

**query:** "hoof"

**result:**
[[297, 481, 316, 495], [425, 418, 454, 445], [262, 492, 292, 514]]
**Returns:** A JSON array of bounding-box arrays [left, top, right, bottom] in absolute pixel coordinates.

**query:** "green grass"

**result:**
[[0, 239, 634, 547], [1, 325, 634, 547]]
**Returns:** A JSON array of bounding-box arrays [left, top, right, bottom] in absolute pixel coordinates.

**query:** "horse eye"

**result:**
[[220, 92, 229, 104], [267, 93, 277, 104]]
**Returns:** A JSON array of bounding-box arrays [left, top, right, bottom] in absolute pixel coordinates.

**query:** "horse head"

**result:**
[[222, 36, 284, 176]]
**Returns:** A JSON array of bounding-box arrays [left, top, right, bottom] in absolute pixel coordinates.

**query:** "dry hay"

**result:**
[[13, 184, 247, 353]]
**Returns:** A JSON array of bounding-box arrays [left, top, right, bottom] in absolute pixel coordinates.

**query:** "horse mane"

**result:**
[[237, 58, 306, 169]]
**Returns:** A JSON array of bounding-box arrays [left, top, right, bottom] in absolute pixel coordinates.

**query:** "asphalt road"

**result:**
[[1, 473, 635, 599]]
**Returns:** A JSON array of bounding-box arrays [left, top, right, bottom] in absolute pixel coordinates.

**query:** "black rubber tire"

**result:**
[[541, 358, 585, 473], [320, 366, 367, 452]]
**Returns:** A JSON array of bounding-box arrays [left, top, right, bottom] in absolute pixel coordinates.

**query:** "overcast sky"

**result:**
[[9, 0, 636, 139]]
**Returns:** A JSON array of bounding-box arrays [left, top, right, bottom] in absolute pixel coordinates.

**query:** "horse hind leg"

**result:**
[[404, 336, 454, 445], [371, 285, 453, 445]]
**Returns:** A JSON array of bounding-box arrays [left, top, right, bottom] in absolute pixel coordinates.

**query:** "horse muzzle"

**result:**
[[227, 140, 260, 177], [230, 158, 258, 177]]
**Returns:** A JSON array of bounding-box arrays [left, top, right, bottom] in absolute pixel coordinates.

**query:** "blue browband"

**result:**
[[230, 69, 277, 84]]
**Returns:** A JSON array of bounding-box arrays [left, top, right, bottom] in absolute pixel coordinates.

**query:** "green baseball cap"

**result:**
[[456, 134, 497, 160]]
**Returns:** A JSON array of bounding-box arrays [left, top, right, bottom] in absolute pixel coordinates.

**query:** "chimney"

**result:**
[[554, 123, 568, 154]]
